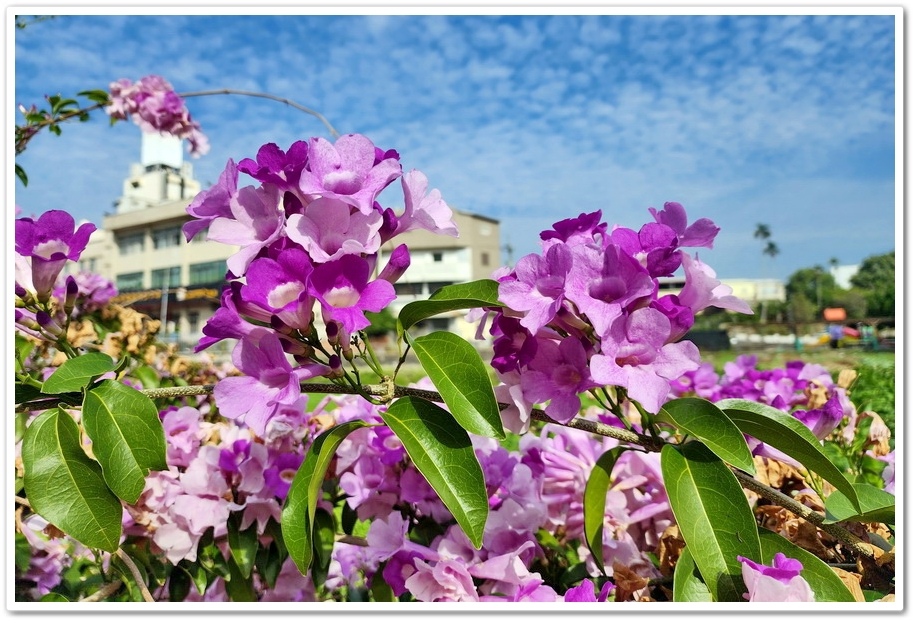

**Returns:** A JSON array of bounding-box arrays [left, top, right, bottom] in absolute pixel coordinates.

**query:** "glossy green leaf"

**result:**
[[717, 398, 860, 513], [397, 279, 501, 336], [382, 396, 488, 548], [82, 380, 168, 504], [824, 483, 895, 525], [21, 409, 122, 552], [408, 331, 504, 439], [658, 397, 756, 474], [15, 333, 35, 364], [38, 593, 70, 602], [660, 441, 760, 602], [228, 513, 259, 579], [672, 547, 713, 602], [131, 364, 162, 390], [757, 528, 856, 601], [41, 352, 116, 394], [583, 447, 627, 568], [282, 420, 371, 574], [224, 554, 256, 602], [310, 508, 336, 588]]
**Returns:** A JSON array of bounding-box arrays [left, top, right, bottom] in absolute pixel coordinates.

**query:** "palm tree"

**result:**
[[754, 224, 778, 323], [763, 241, 779, 260]]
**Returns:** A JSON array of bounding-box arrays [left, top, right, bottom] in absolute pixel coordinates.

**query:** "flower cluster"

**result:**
[[737, 553, 815, 602], [106, 75, 209, 157], [483, 203, 752, 430], [183, 134, 458, 435]]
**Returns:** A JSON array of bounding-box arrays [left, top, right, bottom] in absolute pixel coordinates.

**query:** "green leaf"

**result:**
[[382, 396, 488, 548], [672, 547, 713, 602], [78, 88, 111, 104], [15, 382, 42, 406], [658, 397, 756, 474], [397, 279, 501, 336], [82, 380, 168, 504], [41, 352, 116, 394], [660, 441, 760, 602], [408, 331, 504, 439], [228, 513, 259, 579], [717, 398, 861, 513], [131, 364, 162, 390], [583, 447, 627, 568], [310, 508, 336, 588], [15, 332, 35, 363], [224, 554, 257, 602], [757, 528, 856, 601], [824, 483, 895, 525], [282, 420, 371, 574], [16, 163, 28, 186], [38, 593, 70, 602], [21, 409, 123, 551]]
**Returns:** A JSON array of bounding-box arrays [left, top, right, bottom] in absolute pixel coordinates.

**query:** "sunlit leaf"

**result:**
[[660, 441, 760, 601], [228, 513, 259, 579], [717, 398, 860, 513], [82, 380, 168, 504], [21, 409, 122, 551], [658, 397, 756, 473], [396, 279, 501, 336], [282, 420, 371, 574], [583, 447, 627, 568], [824, 483, 895, 525], [41, 352, 116, 394], [672, 547, 713, 602], [408, 331, 504, 439], [382, 396, 488, 548]]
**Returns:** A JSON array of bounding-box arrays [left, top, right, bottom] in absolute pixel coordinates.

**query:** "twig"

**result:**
[[80, 579, 123, 602], [733, 469, 874, 559], [180, 88, 341, 138], [114, 549, 155, 602]]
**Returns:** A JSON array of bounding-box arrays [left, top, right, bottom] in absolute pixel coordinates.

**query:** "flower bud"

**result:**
[[378, 244, 411, 284], [63, 275, 79, 316], [327, 354, 345, 379], [35, 310, 64, 337], [326, 321, 340, 346]]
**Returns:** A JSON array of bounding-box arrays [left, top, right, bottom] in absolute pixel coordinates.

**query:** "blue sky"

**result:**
[[12, 9, 899, 281]]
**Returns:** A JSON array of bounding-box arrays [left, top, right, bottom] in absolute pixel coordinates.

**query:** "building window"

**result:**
[[394, 282, 423, 296], [151, 266, 181, 289], [427, 281, 453, 294], [481, 252, 490, 266], [79, 258, 98, 272], [190, 225, 208, 243], [189, 260, 226, 285], [117, 232, 145, 255], [432, 252, 443, 262], [116, 271, 144, 291], [187, 311, 200, 334], [153, 226, 182, 249]]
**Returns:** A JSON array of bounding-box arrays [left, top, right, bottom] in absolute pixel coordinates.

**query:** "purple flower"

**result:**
[[377, 244, 411, 284], [237, 140, 309, 190], [794, 392, 845, 439], [590, 307, 700, 413], [648, 201, 720, 248], [263, 453, 304, 499], [285, 197, 383, 263], [16, 210, 96, 301], [240, 247, 315, 331], [499, 243, 574, 332], [208, 183, 285, 277], [195, 284, 258, 352], [678, 251, 753, 315], [388, 169, 459, 238], [309, 255, 396, 334], [737, 553, 815, 602], [564, 578, 615, 602], [539, 210, 607, 246], [404, 558, 479, 602], [520, 336, 595, 423], [299, 134, 402, 215], [183, 158, 238, 240], [214, 332, 329, 436]]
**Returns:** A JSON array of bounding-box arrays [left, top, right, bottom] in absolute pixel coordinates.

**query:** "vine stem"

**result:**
[[114, 549, 155, 602]]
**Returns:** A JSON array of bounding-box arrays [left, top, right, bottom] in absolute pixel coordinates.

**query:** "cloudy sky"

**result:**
[[12, 8, 899, 281]]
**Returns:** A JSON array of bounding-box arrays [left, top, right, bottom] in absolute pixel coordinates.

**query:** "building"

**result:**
[[657, 276, 785, 305], [71, 134, 501, 351]]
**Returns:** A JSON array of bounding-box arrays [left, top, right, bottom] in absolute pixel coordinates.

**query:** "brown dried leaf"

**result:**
[[832, 568, 866, 602], [656, 524, 685, 577], [612, 561, 649, 602]]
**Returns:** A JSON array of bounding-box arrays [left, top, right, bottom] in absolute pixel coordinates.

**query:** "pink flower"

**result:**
[[207, 183, 285, 277], [15, 210, 96, 301], [404, 558, 480, 602], [299, 134, 401, 215], [285, 196, 383, 263], [309, 254, 396, 334], [737, 553, 816, 602], [389, 169, 459, 238]]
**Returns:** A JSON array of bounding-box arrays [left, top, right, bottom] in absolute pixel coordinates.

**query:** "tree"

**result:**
[[785, 266, 839, 316], [850, 251, 895, 317]]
